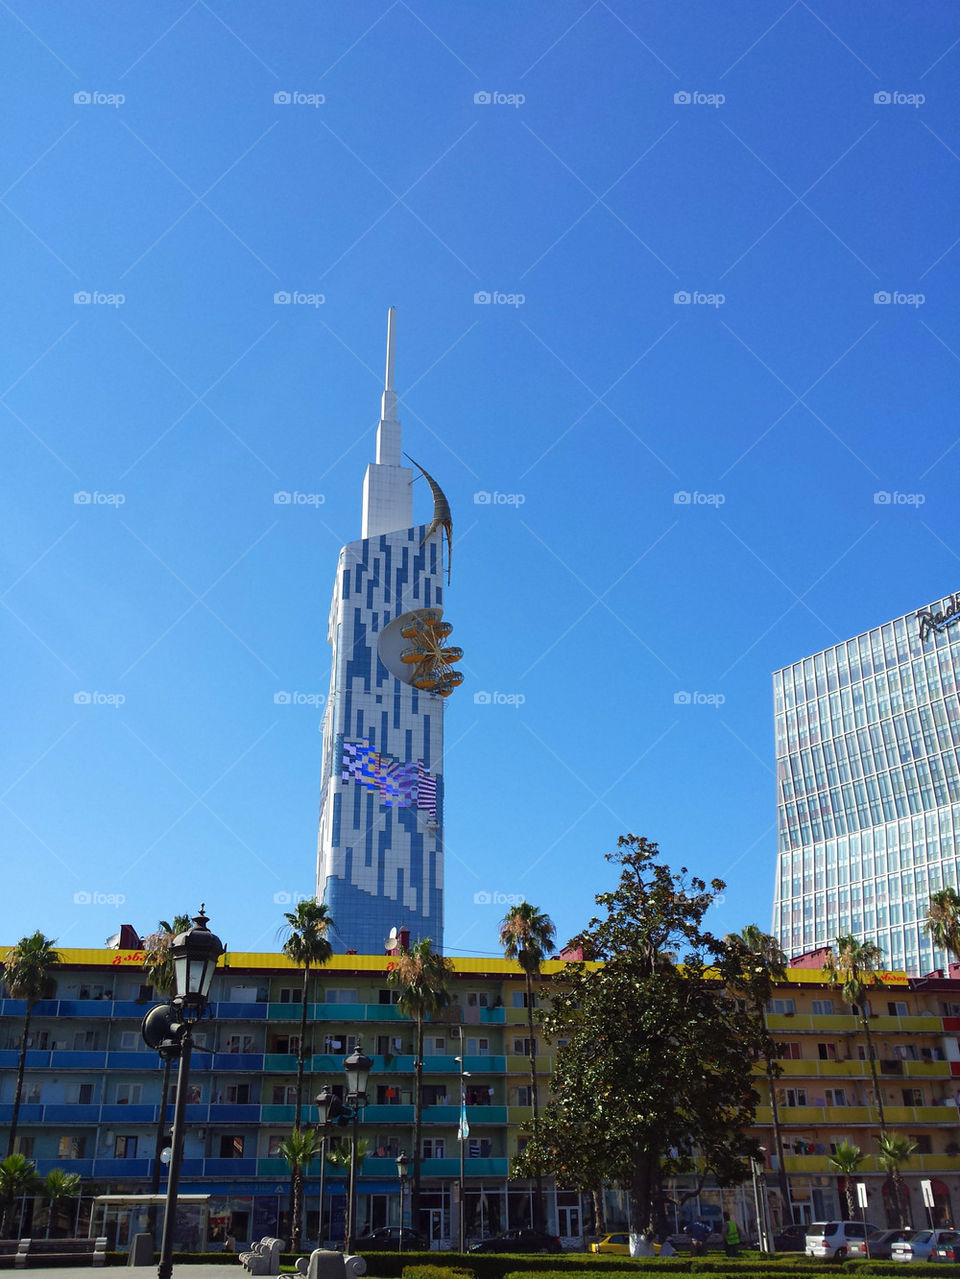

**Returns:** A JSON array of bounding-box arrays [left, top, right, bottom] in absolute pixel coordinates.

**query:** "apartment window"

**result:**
[[767, 999, 796, 1014], [119, 1031, 138, 1050], [136, 984, 153, 1002], [226, 1035, 256, 1054], [779, 1088, 808, 1107], [422, 1138, 445, 1159], [468, 1139, 493, 1158], [888, 1001, 909, 1016], [422, 1086, 448, 1106], [267, 1135, 285, 1157], [896, 1044, 918, 1061], [824, 1088, 847, 1106], [857, 1044, 878, 1060], [513, 1037, 537, 1055], [114, 1136, 138, 1159], [811, 999, 834, 1015], [278, 988, 303, 1004], [116, 1083, 142, 1105], [272, 1085, 297, 1105], [781, 1043, 802, 1060], [373, 1136, 402, 1157], [378, 989, 400, 1004], [13, 1031, 49, 1049], [466, 1037, 490, 1056], [326, 989, 357, 1004], [26, 1085, 41, 1103], [67, 1083, 94, 1104], [818, 1043, 838, 1061], [169, 1083, 202, 1105], [512, 991, 533, 1009], [323, 1034, 357, 1054], [271, 1035, 300, 1055], [515, 1085, 532, 1106], [376, 1085, 406, 1105], [13, 1137, 34, 1157], [466, 993, 489, 1008], [911, 1134, 933, 1154], [219, 1135, 245, 1159], [225, 1084, 251, 1105], [57, 1137, 85, 1159], [902, 1088, 924, 1106], [375, 1035, 404, 1055], [73, 1030, 99, 1050]]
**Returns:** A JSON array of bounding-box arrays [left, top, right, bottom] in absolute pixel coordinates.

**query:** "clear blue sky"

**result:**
[[3, 1, 959, 960]]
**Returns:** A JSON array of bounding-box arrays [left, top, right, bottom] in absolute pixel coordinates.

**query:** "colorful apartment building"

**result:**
[[3, 943, 960, 1247]]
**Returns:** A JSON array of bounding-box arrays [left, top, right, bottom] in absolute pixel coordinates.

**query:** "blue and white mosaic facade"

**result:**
[[772, 590, 960, 974]]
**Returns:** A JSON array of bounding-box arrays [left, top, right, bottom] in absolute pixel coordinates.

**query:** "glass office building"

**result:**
[[772, 590, 960, 974]]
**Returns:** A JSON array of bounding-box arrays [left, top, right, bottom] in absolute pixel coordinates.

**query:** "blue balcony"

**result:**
[[34, 1159, 93, 1177], [58, 1000, 110, 1017], [362, 1104, 414, 1124], [93, 1158, 151, 1178], [419, 1157, 508, 1177], [201, 1159, 258, 1176], [213, 1053, 263, 1071], [208, 1104, 261, 1123], [264, 1053, 298, 1072], [106, 1052, 160, 1070], [161, 1105, 210, 1124], [215, 1002, 267, 1020], [423, 1106, 508, 1126], [0, 1105, 42, 1123], [101, 1104, 157, 1123], [0, 1050, 50, 1070], [463, 1057, 506, 1073], [51, 1051, 107, 1069], [111, 1000, 153, 1018], [42, 1105, 101, 1124], [260, 1104, 294, 1123]]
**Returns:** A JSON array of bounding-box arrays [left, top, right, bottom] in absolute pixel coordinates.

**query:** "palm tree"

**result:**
[[828, 1140, 865, 1222], [878, 1135, 917, 1228], [499, 902, 556, 1232], [3, 934, 61, 1157], [387, 939, 453, 1231], [277, 1128, 322, 1252], [40, 1169, 81, 1238], [280, 900, 334, 1250], [924, 888, 960, 969], [725, 925, 794, 1222], [822, 936, 887, 1140], [142, 915, 191, 1207], [0, 1154, 40, 1238]]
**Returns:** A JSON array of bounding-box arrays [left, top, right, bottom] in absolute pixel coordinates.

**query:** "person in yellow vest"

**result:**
[[723, 1214, 740, 1257]]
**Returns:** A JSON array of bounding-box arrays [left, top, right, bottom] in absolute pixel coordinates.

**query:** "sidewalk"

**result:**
[[15, 1269, 237, 1279]]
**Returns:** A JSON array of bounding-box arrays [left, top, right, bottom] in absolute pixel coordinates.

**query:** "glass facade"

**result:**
[[772, 590, 960, 974]]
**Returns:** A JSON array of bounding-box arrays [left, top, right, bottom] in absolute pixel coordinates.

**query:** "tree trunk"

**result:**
[[6, 1001, 33, 1156], [861, 1003, 887, 1138], [592, 1187, 605, 1234], [526, 969, 545, 1232], [411, 1012, 424, 1230], [629, 1157, 655, 1246], [289, 965, 310, 1251], [766, 1060, 793, 1222], [892, 1169, 908, 1228]]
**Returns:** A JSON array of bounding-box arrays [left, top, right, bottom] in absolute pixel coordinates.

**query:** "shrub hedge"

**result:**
[[400, 1265, 476, 1279]]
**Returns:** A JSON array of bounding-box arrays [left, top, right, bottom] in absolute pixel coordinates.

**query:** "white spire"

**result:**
[[362, 307, 413, 538]]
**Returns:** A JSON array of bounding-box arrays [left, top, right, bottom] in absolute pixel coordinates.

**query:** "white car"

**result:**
[[805, 1221, 883, 1260], [891, 1229, 960, 1262]]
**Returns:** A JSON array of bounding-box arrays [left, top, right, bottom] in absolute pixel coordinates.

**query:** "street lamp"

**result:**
[[315, 1087, 341, 1248], [396, 1151, 410, 1254], [343, 1043, 372, 1252], [149, 907, 224, 1279]]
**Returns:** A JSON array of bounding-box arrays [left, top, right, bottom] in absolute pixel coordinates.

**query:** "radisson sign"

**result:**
[[918, 593, 960, 642]]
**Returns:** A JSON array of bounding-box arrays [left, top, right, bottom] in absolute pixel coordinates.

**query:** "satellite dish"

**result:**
[[384, 927, 399, 952]]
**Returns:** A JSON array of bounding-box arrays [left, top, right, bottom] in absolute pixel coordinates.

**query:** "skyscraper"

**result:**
[[315, 310, 461, 953], [772, 589, 960, 974]]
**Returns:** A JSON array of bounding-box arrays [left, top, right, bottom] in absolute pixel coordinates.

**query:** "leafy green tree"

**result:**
[[280, 900, 335, 1250], [3, 934, 61, 1157], [499, 902, 556, 1231], [0, 1154, 40, 1238], [516, 835, 769, 1240], [40, 1169, 81, 1238], [387, 939, 453, 1229], [828, 1140, 864, 1223], [822, 937, 887, 1140], [924, 888, 960, 969], [277, 1128, 322, 1252], [878, 1134, 917, 1229], [724, 925, 794, 1222]]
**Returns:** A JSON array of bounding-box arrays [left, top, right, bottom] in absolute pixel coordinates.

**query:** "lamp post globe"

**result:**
[[170, 905, 224, 1015], [343, 1045, 373, 1101]]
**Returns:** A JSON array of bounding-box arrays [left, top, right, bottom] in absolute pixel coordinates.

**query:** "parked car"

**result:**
[[892, 1230, 960, 1262], [589, 1233, 630, 1255], [805, 1221, 884, 1259], [353, 1226, 426, 1251], [469, 1229, 563, 1254], [773, 1224, 807, 1252], [932, 1233, 960, 1262], [847, 1228, 916, 1260]]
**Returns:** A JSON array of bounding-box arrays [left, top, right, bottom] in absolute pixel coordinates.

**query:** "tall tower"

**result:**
[[316, 309, 461, 953]]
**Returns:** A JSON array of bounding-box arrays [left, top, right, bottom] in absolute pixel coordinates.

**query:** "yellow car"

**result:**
[[589, 1233, 630, 1255]]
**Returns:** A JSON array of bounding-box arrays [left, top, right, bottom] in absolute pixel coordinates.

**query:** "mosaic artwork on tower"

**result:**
[[315, 309, 460, 953]]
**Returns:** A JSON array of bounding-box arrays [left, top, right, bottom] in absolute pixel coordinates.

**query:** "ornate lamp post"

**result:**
[[455, 1031, 472, 1251], [342, 1044, 372, 1252], [395, 1151, 410, 1253], [314, 1086, 339, 1248], [147, 907, 224, 1279]]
